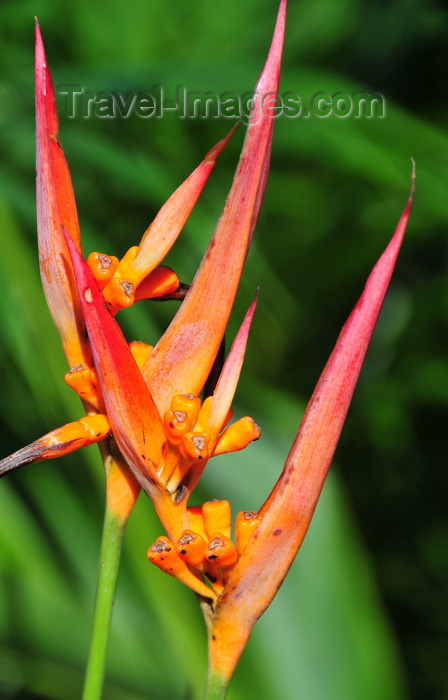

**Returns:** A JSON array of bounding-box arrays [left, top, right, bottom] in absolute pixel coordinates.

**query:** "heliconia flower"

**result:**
[[0, 4, 416, 698], [1, 1, 283, 544]]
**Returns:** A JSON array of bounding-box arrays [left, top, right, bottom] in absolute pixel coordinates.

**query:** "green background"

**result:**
[[0, 0, 447, 698]]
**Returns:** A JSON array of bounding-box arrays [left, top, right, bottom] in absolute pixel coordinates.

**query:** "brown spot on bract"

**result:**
[[84, 288, 93, 303], [273, 529, 282, 536]]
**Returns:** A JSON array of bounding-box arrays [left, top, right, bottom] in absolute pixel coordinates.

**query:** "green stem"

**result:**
[[82, 503, 126, 700], [203, 668, 230, 700]]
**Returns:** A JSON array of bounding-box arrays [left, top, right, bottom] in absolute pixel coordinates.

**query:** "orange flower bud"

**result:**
[[176, 530, 207, 569], [164, 394, 202, 447], [171, 394, 202, 427], [202, 500, 231, 540], [235, 510, 261, 555], [86, 252, 119, 290], [147, 536, 216, 600], [103, 276, 136, 311], [64, 364, 101, 410], [194, 395, 213, 431], [187, 505, 207, 540], [134, 265, 180, 301], [164, 411, 189, 446], [195, 396, 233, 434], [179, 432, 209, 464], [213, 417, 261, 456], [206, 533, 238, 571], [115, 245, 139, 275], [128, 341, 153, 369]]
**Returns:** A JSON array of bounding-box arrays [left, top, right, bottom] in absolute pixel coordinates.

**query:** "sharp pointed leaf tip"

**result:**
[[207, 296, 258, 440], [204, 123, 239, 163], [142, 0, 287, 412]]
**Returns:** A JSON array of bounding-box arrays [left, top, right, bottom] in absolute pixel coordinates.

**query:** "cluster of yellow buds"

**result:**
[[160, 394, 260, 495], [87, 248, 180, 312], [148, 500, 261, 598]]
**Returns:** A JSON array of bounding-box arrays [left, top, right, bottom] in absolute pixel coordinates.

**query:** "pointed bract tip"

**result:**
[[410, 157, 416, 199], [34, 18, 43, 46], [397, 162, 415, 232], [205, 123, 239, 163]]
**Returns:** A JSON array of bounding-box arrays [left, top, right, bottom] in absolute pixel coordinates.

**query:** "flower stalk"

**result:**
[[82, 499, 127, 700]]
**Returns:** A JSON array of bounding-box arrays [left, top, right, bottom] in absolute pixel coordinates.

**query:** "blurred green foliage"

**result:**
[[0, 0, 447, 698]]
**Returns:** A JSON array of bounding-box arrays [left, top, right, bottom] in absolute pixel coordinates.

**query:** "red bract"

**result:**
[[205, 183, 414, 686]]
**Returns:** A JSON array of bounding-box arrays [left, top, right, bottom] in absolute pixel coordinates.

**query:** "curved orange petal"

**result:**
[[142, 0, 287, 414]]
